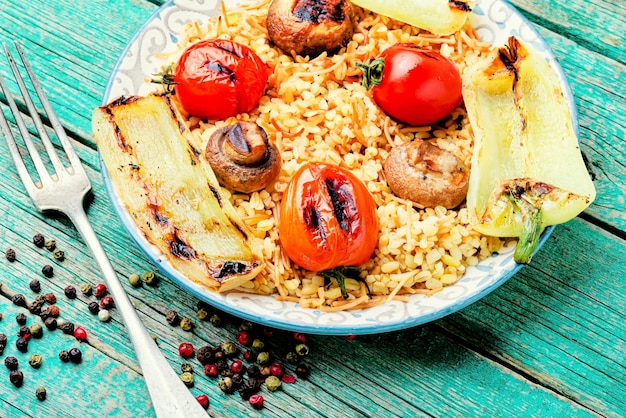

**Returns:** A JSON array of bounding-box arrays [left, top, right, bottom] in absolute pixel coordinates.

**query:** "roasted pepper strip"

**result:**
[[463, 37, 596, 263]]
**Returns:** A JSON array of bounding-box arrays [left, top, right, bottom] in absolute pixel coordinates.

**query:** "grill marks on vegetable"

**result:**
[[303, 177, 357, 240], [204, 44, 242, 83], [449, 0, 472, 12], [293, 0, 347, 24]]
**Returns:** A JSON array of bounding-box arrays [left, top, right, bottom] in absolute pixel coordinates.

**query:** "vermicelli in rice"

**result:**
[[154, 0, 514, 310]]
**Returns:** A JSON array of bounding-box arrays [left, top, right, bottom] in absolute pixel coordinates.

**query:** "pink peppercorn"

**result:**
[[230, 359, 244, 374], [282, 374, 296, 384], [269, 362, 284, 378], [74, 327, 88, 342], [195, 394, 210, 409], [99, 296, 114, 310], [237, 331, 250, 346], [249, 394, 264, 409], [293, 332, 307, 343], [178, 342, 194, 359], [203, 364, 218, 377], [94, 283, 107, 298]]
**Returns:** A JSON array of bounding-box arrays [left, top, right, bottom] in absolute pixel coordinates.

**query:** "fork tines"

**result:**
[[0, 41, 86, 192]]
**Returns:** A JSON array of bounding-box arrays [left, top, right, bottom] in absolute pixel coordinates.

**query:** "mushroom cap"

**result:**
[[205, 122, 282, 193], [383, 140, 469, 208]]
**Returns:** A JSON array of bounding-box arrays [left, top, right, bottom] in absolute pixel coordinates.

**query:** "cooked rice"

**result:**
[[153, 0, 512, 310]]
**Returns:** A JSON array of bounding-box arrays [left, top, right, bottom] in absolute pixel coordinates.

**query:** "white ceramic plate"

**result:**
[[101, 0, 572, 335]]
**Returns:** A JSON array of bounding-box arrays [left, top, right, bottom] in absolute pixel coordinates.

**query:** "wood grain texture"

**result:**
[[0, 0, 624, 417]]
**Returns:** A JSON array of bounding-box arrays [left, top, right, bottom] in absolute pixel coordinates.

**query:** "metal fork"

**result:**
[[0, 42, 208, 417]]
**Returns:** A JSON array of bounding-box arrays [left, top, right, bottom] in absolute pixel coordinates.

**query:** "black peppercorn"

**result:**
[[68, 347, 82, 364], [29, 279, 41, 293], [9, 370, 24, 387], [28, 300, 42, 315], [12, 293, 27, 307], [59, 321, 75, 335], [4, 356, 19, 371], [246, 364, 261, 378], [41, 265, 53, 278], [44, 317, 57, 331], [238, 379, 261, 400], [88, 301, 100, 314], [58, 350, 70, 362], [33, 233, 45, 248], [16, 313, 27, 325], [0, 333, 7, 355], [64, 285, 77, 299], [231, 372, 244, 387], [196, 346, 214, 365], [16, 337, 29, 353], [165, 310, 181, 326], [295, 363, 310, 378], [18, 325, 31, 337], [5, 248, 16, 262], [215, 358, 229, 373]]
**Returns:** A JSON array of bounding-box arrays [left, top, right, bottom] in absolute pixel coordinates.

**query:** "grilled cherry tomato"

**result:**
[[173, 39, 269, 120], [358, 43, 462, 126], [279, 162, 379, 272]]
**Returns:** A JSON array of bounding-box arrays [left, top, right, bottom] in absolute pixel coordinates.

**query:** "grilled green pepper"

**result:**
[[463, 37, 596, 263]]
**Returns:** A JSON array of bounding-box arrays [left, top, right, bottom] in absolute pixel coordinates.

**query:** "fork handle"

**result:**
[[66, 203, 208, 417]]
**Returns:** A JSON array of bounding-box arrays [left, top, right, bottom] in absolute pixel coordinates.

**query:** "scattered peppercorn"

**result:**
[[209, 313, 222, 327], [165, 310, 181, 326], [265, 375, 282, 392], [94, 283, 107, 298], [35, 387, 47, 401], [46, 305, 60, 317], [68, 347, 82, 364], [29, 354, 43, 369], [195, 308, 208, 321], [196, 346, 214, 365], [295, 343, 310, 357], [238, 379, 261, 400], [181, 363, 193, 374], [232, 372, 244, 387], [243, 350, 256, 363], [80, 283, 93, 296], [293, 332, 307, 343], [34, 294, 45, 304], [12, 293, 27, 307], [44, 239, 56, 252], [98, 309, 111, 322], [230, 360, 245, 374], [18, 325, 31, 338], [41, 265, 53, 278], [28, 300, 43, 315], [237, 331, 251, 346], [58, 350, 70, 362], [195, 394, 209, 409], [74, 327, 87, 342], [178, 342, 195, 359], [44, 317, 57, 331], [52, 249, 65, 261], [259, 366, 271, 377], [256, 352, 270, 365], [43, 292, 56, 304], [180, 317, 193, 332], [219, 376, 234, 393], [249, 394, 264, 409], [33, 233, 45, 248], [59, 321, 75, 335], [0, 333, 7, 355], [99, 296, 114, 310], [64, 285, 77, 299], [269, 362, 284, 378], [9, 370, 24, 387], [251, 338, 265, 351], [29, 279, 41, 293], [246, 365, 261, 379], [180, 371, 194, 388], [128, 273, 141, 287], [285, 351, 299, 365], [5, 248, 16, 262], [239, 320, 254, 332], [16, 313, 27, 325], [282, 374, 296, 384], [203, 364, 218, 378], [16, 337, 29, 353], [141, 271, 158, 286], [4, 356, 19, 370], [295, 363, 310, 378], [221, 341, 238, 357], [88, 301, 100, 314], [29, 324, 43, 339]]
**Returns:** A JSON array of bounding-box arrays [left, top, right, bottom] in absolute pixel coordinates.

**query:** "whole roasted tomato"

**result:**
[[279, 162, 379, 272], [173, 39, 269, 120], [358, 43, 462, 126]]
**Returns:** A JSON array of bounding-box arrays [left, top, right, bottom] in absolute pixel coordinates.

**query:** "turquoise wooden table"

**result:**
[[0, 0, 624, 417]]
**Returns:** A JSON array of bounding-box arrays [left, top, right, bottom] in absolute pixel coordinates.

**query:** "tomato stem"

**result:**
[[356, 58, 385, 90], [150, 64, 177, 92], [321, 266, 371, 299]]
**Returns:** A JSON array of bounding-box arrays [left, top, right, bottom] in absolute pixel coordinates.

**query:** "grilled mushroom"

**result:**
[[266, 0, 354, 57], [383, 140, 469, 208], [205, 122, 281, 193]]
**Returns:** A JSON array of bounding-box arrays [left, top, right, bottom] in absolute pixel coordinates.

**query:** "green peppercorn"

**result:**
[[251, 338, 265, 351], [165, 310, 180, 326], [218, 376, 233, 393], [52, 249, 65, 261], [29, 324, 43, 339], [285, 351, 299, 365], [128, 273, 142, 287], [141, 271, 158, 286], [34, 295, 45, 304], [239, 320, 254, 332], [256, 351, 271, 365], [196, 308, 208, 321], [180, 371, 194, 388], [209, 313, 222, 327], [295, 343, 310, 357], [44, 239, 56, 251], [180, 317, 193, 332], [265, 375, 281, 392], [5, 248, 16, 262], [80, 283, 93, 296], [35, 387, 47, 401], [29, 354, 43, 369], [221, 341, 238, 357], [181, 363, 193, 373]]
